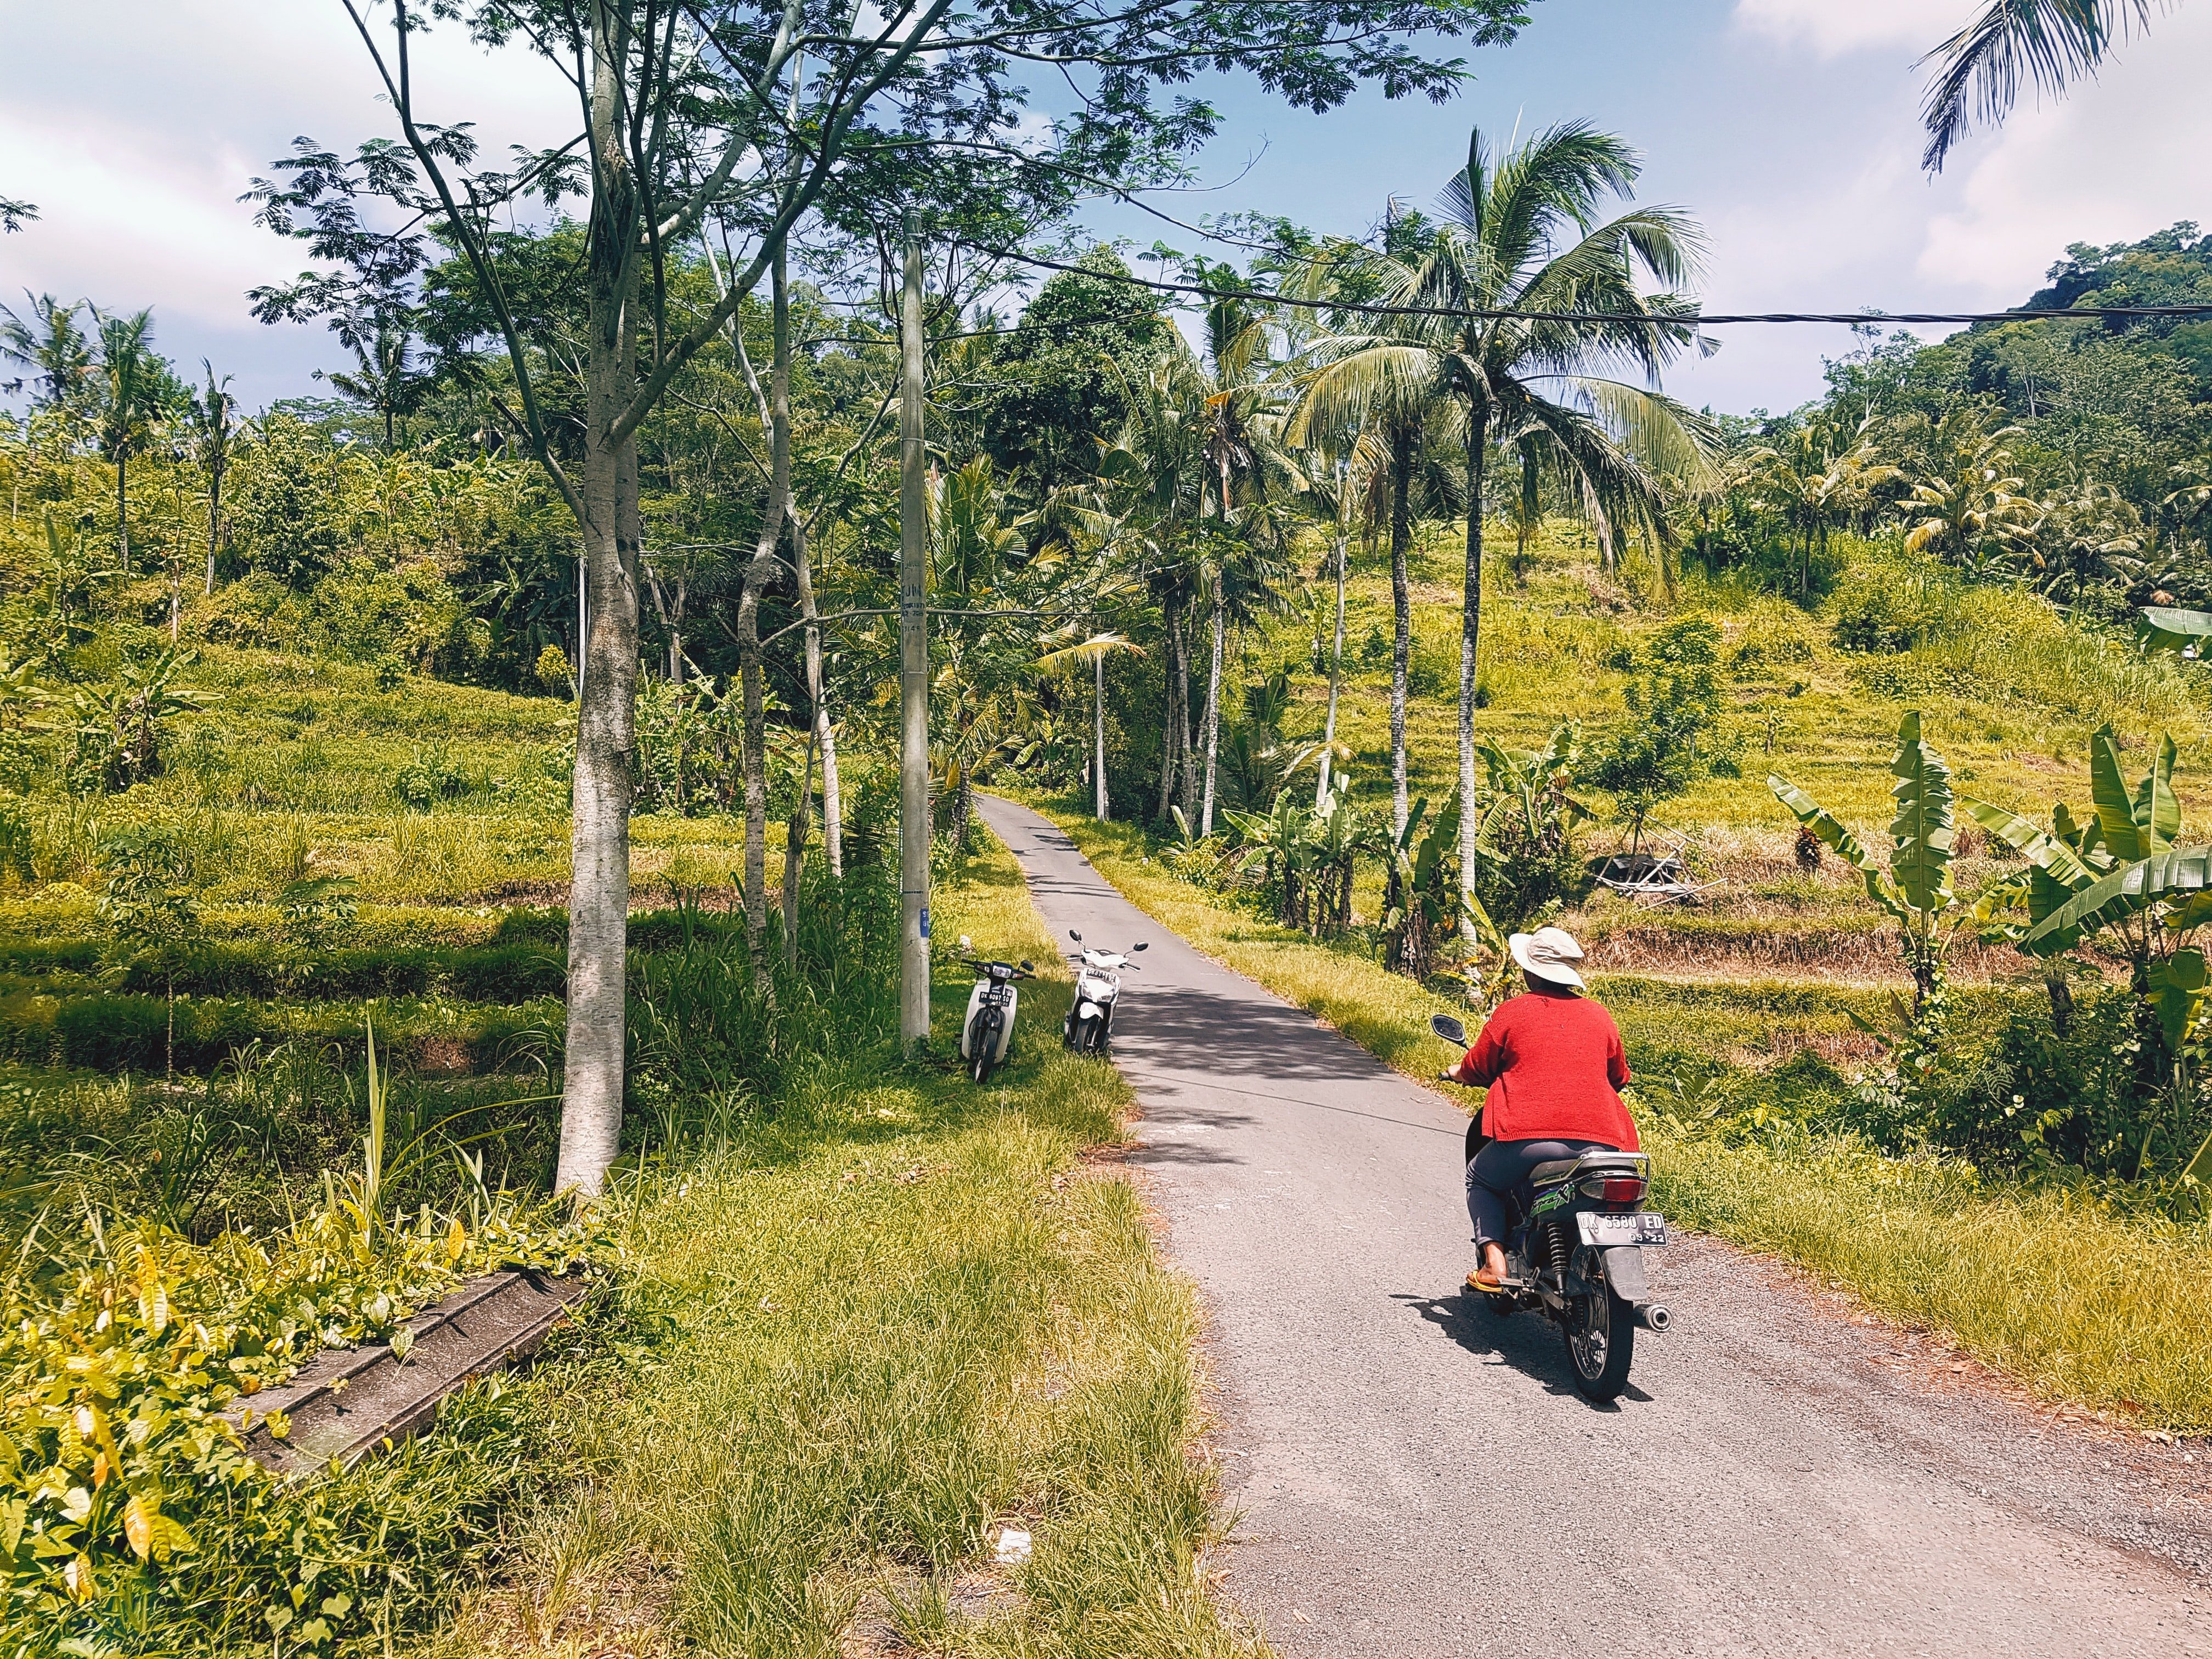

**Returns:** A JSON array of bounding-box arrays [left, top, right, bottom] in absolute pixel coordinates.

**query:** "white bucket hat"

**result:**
[[1509, 926, 1587, 990]]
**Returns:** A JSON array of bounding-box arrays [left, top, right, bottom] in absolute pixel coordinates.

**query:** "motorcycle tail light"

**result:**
[[1599, 1177, 1646, 1205]]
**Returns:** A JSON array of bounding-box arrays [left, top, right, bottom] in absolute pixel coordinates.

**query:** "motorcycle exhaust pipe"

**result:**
[[1633, 1304, 1672, 1333]]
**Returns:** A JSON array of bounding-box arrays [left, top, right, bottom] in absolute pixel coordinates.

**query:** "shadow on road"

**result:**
[[1119, 985, 1398, 1087], [1396, 1291, 1655, 1413]]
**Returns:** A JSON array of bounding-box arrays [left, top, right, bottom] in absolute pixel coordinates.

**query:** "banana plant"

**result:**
[[1963, 725, 2212, 1054], [1769, 710, 1958, 1011]]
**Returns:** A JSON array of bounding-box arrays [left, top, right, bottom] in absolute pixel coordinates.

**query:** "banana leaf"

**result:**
[[2140, 605, 2212, 654], [1770, 772, 1907, 924], [2150, 946, 2209, 1052], [2134, 733, 2181, 854], [2089, 726, 2141, 863], [1959, 797, 2097, 890], [2020, 846, 2212, 956], [1887, 712, 1955, 917]]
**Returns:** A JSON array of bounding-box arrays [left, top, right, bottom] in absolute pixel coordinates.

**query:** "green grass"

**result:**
[[1032, 800, 2212, 1432], [430, 825, 1263, 1659]]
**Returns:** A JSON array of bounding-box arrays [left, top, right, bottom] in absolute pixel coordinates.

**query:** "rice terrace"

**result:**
[[3, 1, 2212, 1655]]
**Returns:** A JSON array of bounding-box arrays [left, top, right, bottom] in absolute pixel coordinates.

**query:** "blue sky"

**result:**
[[3, 0, 2205, 417]]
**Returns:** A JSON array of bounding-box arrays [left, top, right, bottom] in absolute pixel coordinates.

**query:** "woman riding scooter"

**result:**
[[1445, 926, 1638, 1294]]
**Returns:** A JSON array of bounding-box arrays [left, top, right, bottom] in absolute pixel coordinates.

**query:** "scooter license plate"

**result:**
[[1576, 1212, 1668, 1247]]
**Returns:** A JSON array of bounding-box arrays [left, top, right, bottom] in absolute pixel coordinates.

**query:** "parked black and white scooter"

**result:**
[[1063, 930, 1147, 1054], [956, 935, 1035, 1084]]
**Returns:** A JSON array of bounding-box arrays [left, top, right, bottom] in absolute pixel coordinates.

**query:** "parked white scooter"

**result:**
[[957, 935, 1035, 1084], [1063, 930, 1147, 1054]]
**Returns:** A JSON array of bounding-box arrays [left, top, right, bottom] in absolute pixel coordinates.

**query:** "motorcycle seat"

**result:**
[[1530, 1150, 1647, 1186]]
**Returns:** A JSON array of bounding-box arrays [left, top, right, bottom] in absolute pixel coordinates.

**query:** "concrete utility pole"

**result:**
[[1094, 650, 1110, 820], [899, 214, 932, 1047]]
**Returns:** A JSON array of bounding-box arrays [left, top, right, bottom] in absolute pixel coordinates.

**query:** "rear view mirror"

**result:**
[[1430, 1013, 1469, 1047], [1133, 942, 1149, 952], [1019, 961, 1034, 973], [1070, 930, 1082, 942]]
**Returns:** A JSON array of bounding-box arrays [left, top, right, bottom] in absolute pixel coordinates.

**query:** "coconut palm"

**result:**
[[1295, 122, 1712, 921], [1743, 416, 1901, 597], [1921, 1, 2168, 173], [1286, 230, 1448, 840], [0, 294, 93, 413], [184, 362, 236, 597], [90, 308, 177, 575], [1899, 409, 2042, 579]]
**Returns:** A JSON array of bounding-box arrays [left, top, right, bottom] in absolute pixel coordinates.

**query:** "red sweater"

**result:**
[[1449, 990, 1638, 1149]]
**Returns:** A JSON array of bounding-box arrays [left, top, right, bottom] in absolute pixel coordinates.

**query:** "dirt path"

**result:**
[[975, 795, 2212, 1659]]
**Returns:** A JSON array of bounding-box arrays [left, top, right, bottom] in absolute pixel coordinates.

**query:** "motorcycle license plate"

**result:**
[[1576, 1212, 1668, 1247]]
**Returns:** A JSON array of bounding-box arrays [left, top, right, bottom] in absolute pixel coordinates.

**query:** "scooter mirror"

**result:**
[[1430, 1013, 1469, 1047], [1133, 942, 1149, 952], [1069, 930, 1082, 942], [1019, 961, 1035, 972]]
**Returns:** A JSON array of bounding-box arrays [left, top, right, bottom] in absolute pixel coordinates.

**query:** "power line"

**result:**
[[953, 241, 2212, 329]]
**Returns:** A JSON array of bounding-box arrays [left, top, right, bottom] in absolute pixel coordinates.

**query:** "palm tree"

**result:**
[[1899, 407, 2042, 578], [1286, 233, 1449, 841], [91, 308, 174, 576], [1297, 122, 1711, 922], [323, 314, 435, 448], [0, 294, 93, 412], [1744, 416, 1900, 597], [1099, 353, 1209, 826], [185, 362, 236, 597], [1921, 1, 2168, 172]]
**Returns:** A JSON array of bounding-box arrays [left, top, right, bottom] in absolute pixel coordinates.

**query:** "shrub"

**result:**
[[1827, 560, 1968, 653]]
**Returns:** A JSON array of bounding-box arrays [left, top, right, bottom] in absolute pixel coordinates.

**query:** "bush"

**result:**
[[1928, 986, 2208, 1179], [1827, 560, 1968, 653]]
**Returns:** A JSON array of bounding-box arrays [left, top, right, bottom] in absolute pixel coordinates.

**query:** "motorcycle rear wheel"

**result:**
[[1563, 1282, 1636, 1402]]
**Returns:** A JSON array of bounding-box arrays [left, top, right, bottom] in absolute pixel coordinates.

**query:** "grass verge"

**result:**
[[438, 827, 1263, 1659], [1029, 798, 2212, 1433]]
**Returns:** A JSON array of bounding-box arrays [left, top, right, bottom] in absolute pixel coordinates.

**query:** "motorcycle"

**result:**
[[1431, 1011, 1673, 1403], [957, 936, 1036, 1084], [1063, 930, 1147, 1054]]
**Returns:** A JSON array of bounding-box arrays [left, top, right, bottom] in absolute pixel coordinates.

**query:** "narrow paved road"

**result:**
[[976, 795, 2212, 1659]]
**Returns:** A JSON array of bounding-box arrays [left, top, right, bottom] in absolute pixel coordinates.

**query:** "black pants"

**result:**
[[1465, 1137, 1615, 1250]]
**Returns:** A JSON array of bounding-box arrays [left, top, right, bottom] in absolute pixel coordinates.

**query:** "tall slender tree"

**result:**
[[90, 308, 175, 575], [185, 363, 235, 597], [1295, 123, 1711, 922]]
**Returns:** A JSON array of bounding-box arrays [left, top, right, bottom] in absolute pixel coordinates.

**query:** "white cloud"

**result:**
[[0, 0, 576, 403], [1920, 6, 2212, 298], [1732, 0, 1977, 58]]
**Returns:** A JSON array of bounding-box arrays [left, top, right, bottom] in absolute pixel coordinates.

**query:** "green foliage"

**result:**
[[3, 1176, 595, 1648], [1464, 725, 1590, 935], [1588, 617, 1730, 841]]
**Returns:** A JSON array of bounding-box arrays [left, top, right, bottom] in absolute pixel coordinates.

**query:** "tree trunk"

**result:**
[[552, 32, 645, 1201], [1319, 524, 1346, 810], [1389, 423, 1414, 839], [1177, 605, 1198, 819], [1155, 589, 1181, 825], [783, 733, 814, 972], [898, 218, 931, 1048], [1094, 648, 1110, 820], [116, 453, 129, 576], [205, 459, 222, 595], [1200, 586, 1223, 835], [1457, 409, 1488, 917], [792, 511, 841, 878], [737, 253, 794, 991]]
